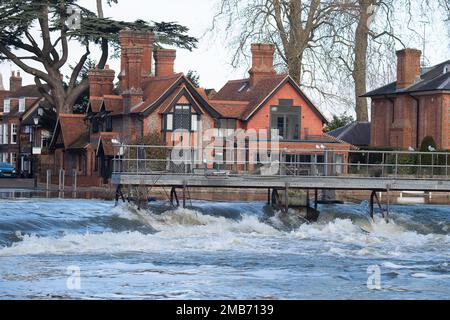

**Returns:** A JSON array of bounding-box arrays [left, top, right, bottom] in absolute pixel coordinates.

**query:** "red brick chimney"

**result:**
[[119, 29, 154, 92], [396, 48, 422, 89], [10, 71, 22, 92], [154, 49, 176, 77], [249, 44, 276, 86], [88, 65, 115, 97]]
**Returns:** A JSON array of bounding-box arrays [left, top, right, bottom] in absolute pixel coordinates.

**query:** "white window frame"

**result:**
[[3, 124, 8, 145], [11, 123, 17, 145], [10, 152, 16, 166], [3, 99, 10, 113], [191, 114, 198, 132], [19, 98, 26, 113], [166, 114, 173, 131], [0, 124, 3, 145]]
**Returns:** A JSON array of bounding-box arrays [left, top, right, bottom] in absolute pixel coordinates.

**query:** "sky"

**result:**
[[0, 0, 449, 117]]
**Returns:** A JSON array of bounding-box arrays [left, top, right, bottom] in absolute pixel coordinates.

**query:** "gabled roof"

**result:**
[[213, 75, 328, 123], [133, 73, 184, 113], [49, 114, 88, 150], [364, 59, 450, 97], [135, 74, 220, 118], [328, 122, 371, 147], [8, 84, 50, 99], [97, 132, 119, 157]]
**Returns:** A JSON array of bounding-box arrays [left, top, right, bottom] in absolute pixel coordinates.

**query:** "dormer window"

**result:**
[[165, 105, 199, 132], [444, 65, 450, 74], [19, 98, 25, 112], [3, 99, 10, 113]]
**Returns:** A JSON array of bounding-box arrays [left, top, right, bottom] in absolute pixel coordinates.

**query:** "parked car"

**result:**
[[0, 162, 18, 178]]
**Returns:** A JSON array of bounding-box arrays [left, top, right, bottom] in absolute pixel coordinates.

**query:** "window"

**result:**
[[166, 114, 173, 131], [3, 99, 10, 113], [191, 114, 198, 132], [92, 118, 99, 133], [217, 118, 237, 137], [270, 106, 300, 140], [19, 98, 26, 112], [106, 116, 113, 132], [0, 124, 3, 145], [3, 124, 8, 145], [11, 124, 17, 144], [10, 152, 16, 166], [174, 105, 191, 130], [41, 130, 51, 148], [1, 153, 7, 162]]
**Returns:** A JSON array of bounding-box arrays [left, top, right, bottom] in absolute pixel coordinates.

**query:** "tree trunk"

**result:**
[[96, 0, 104, 18], [352, 0, 371, 122], [287, 47, 303, 85]]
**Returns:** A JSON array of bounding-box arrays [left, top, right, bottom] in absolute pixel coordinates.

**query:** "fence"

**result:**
[[112, 145, 450, 179]]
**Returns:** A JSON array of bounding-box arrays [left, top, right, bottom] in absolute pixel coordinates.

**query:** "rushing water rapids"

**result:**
[[0, 193, 449, 299]]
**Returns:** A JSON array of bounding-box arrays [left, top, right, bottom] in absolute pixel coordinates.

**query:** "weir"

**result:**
[[112, 146, 450, 222]]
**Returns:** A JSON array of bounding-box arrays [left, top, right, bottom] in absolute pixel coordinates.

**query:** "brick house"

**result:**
[[49, 30, 350, 185], [364, 49, 450, 150], [0, 71, 53, 176]]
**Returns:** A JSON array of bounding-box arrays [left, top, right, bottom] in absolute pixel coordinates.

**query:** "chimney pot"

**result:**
[[10, 70, 22, 92]]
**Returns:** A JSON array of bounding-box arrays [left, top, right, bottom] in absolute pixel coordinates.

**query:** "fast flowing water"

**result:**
[[0, 192, 449, 299]]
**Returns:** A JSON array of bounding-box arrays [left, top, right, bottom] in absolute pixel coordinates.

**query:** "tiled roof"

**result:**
[[97, 132, 119, 157], [213, 74, 327, 123], [103, 95, 123, 115], [88, 97, 104, 113], [9, 85, 49, 98], [58, 114, 88, 148], [364, 60, 450, 97], [209, 100, 249, 119], [132, 73, 183, 113], [328, 122, 371, 147]]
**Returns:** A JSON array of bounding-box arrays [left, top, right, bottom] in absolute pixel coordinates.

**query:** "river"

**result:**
[[0, 190, 449, 299]]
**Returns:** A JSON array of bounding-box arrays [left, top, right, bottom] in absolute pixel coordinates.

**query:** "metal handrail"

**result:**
[[111, 145, 450, 180]]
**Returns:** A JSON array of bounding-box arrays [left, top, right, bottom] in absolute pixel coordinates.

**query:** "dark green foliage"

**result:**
[[0, 0, 197, 114], [186, 70, 200, 88], [324, 113, 355, 132]]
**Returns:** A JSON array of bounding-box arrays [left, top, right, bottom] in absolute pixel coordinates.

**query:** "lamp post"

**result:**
[[32, 109, 42, 189]]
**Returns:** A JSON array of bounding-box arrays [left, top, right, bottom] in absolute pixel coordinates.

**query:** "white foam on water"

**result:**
[[411, 273, 450, 280], [1, 203, 449, 259]]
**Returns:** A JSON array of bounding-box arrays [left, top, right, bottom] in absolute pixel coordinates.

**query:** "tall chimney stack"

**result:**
[[88, 65, 116, 97], [118, 29, 154, 92], [154, 49, 176, 77], [396, 48, 422, 89], [10, 71, 22, 92], [249, 44, 276, 86]]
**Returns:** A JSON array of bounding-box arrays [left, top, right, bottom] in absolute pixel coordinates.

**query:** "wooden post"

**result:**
[[73, 169, 77, 192], [59, 169, 65, 192], [369, 190, 375, 220], [267, 188, 271, 205], [46, 169, 51, 190], [182, 181, 187, 208], [314, 189, 318, 210], [284, 183, 289, 213]]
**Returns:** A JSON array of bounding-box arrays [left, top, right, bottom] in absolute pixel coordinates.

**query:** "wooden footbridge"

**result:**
[[111, 145, 450, 220]]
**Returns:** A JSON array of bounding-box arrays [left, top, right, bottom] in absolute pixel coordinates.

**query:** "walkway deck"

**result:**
[[111, 174, 450, 192]]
